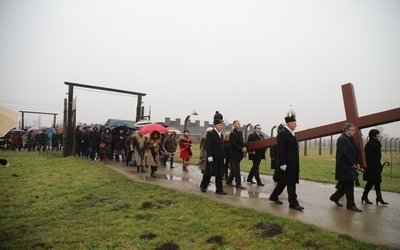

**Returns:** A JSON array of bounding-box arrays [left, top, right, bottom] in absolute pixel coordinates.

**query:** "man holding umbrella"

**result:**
[[200, 111, 227, 195]]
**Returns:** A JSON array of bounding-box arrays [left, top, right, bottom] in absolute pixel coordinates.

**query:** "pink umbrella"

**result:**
[[138, 123, 169, 135], [56, 126, 64, 132]]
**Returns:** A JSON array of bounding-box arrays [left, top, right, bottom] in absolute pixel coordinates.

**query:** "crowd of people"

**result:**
[[74, 124, 192, 178], [72, 109, 389, 212], [1, 129, 62, 152], [197, 110, 389, 212], [5, 109, 389, 212]]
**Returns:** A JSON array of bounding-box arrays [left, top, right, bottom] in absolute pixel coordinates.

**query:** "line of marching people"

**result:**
[[75, 124, 193, 178], [2, 129, 62, 152]]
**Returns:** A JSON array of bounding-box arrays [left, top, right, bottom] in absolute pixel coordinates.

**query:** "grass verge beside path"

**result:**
[[0, 151, 390, 249]]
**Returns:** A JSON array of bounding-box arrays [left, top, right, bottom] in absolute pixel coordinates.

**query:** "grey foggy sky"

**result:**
[[0, 0, 399, 137]]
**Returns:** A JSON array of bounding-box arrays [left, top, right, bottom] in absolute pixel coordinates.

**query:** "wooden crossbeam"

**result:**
[[246, 83, 400, 167]]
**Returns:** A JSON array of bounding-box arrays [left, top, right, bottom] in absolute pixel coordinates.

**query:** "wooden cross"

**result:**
[[246, 83, 400, 167]]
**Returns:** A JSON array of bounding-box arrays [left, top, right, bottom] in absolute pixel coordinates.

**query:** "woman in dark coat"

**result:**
[[100, 127, 112, 164], [113, 128, 127, 162], [362, 129, 388, 205]]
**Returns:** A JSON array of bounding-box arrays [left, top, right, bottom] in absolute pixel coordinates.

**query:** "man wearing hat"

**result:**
[[269, 107, 304, 211], [200, 111, 227, 195]]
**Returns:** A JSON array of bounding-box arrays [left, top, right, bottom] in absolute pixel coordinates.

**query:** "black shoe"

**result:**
[[290, 205, 305, 211], [170, 166, 174, 168], [236, 185, 245, 189], [376, 195, 389, 205], [257, 183, 265, 186], [215, 191, 227, 195], [247, 181, 256, 184], [347, 206, 362, 212], [330, 197, 343, 207], [361, 196, 372, 204], [269, 198, 283, 204], [200, 187, 206, 192], [226, 182, 234, 186], [141, 169, 146, 173]]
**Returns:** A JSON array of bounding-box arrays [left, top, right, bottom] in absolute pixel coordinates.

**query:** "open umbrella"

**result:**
[[166, 126, 182, 135], [10, 129, 24, 133], [109, 120, 129, 128], [155, 121, 169, 128], [138, 123, 169, 135], [0, 105, 19, 137], [56, 126, 64, 132], [24, 126, 40, 137], [111, 125, 130, 137]]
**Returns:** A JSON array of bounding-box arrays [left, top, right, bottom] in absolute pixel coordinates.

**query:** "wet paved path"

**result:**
[[104, 162, 400, 249]]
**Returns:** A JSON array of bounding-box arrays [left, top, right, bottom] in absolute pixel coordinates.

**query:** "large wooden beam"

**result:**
[[246, 83, 400, 168]]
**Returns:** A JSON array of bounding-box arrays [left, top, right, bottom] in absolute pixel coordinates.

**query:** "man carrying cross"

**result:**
[[329, 122, 363, 212], [269, 106, 304, 211]]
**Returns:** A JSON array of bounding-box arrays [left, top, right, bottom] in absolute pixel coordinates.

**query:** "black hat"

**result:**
[[284, 106, 296, 123], [369, 129, 380, 138], [213, 111, 224, 125]]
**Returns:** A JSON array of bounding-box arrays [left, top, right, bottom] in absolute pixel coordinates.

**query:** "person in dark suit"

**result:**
[[246, 124, 266, 186], [226, 120, 247, 189], [269, 107, 304, 211], [329, 122, 363, 212], [269, 124, 284, 182], [200, 111, 227, 195], [362, 129, 388, 205]]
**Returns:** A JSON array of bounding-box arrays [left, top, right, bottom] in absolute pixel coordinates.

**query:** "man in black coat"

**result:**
[[246, 124, 266, 186], [329, 122, 363, 212], [226, 120, 247, 189], [200, 111, 227, 195], [269, 109, 304, 211]]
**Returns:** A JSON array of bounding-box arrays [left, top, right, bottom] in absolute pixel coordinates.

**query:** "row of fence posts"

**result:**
[[301, 136, 400, 156]]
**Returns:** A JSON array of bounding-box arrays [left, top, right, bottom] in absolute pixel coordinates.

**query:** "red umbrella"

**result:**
[[138, 123, 169, 135], [56, 126, 64, 132]]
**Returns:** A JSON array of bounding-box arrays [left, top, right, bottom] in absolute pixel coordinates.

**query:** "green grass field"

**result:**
[[0, 150, 396, 249]]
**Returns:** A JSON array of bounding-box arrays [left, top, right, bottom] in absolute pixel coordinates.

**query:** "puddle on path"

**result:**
[[140, 173, 270, 199], [142, 174, 193, 182]]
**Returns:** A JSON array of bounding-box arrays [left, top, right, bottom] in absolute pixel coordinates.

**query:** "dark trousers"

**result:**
[[227, 159, 242, 186], [270, 182, 299, 206], [363, 182, 381, 197], [247, 158, 262, 183], [90, 147, 98, 161], [162, 153, 174, 167], [330, 181, 355, 208], [200, 175, 223, 193], [125, 150, 133, 166]]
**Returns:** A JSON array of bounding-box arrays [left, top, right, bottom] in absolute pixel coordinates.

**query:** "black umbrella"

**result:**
[[110, 120, 129, 128], [111, 126, 130, 136]]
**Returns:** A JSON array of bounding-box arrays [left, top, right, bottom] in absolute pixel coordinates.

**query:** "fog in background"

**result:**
[[1, 0, 399, 138]]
